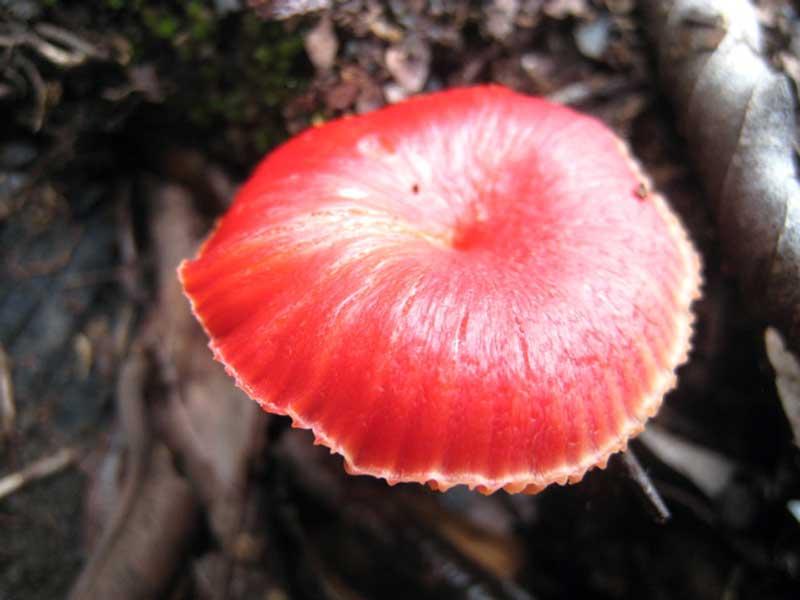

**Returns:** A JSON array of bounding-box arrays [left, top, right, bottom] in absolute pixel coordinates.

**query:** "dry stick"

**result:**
[[620, 448, 671, 524], [247, 0, 331, 20], [114, 181, 145, 303], [0, 22, 95, 67], [13, 53, 47, 131], [0, 344, 15, 445], [642, 0, 800, 353], [0, 447, 78, 501], [34, 23, 104, 61]]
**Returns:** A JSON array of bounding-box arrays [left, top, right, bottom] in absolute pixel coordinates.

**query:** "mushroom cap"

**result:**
[[180, 86, 702, 494]]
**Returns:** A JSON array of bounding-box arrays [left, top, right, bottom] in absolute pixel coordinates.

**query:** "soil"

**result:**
[[1, 1, 799, 599]]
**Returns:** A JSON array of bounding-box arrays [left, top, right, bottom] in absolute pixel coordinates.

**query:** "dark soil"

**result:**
[[1, 1, 799, 599]]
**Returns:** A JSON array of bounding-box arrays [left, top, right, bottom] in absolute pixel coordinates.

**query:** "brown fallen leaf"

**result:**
[[765, 327, 800, 447], [68, 348, 198, 600], [71, 176, 270, 599], [643, 0, 800, 353], [146, 181, 270, 558], [639, 424, 737, 499]]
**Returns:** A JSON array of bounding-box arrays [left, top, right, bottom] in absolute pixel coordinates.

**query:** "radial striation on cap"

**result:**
[[180, 86, 702, 494]]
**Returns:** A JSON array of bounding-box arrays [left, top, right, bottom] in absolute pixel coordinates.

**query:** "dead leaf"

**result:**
[[304, 16, 338, 72], [639, 424, 736, 499], [765, 327, 800, 447], [644, 0, 800, 354]]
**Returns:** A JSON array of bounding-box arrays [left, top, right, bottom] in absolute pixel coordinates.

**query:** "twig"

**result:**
[[13, 53, 47, 131], [638, 424, 736, 499], [619, 448, 671, 524], [546, 75, 641, 106], [114, 181, 146, 302], [248, 0, 332, 20], [0, 22, 98, 67], [34, 23, 103, 61], [0, 344, 15, 445], [0, 447, 78, 501]]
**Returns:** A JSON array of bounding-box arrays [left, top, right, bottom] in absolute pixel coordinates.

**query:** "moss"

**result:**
[[141, 9, 179, 39], [75, 1, 311, 165], [185, 1, 213, 42], [254, 128, 277, 154]]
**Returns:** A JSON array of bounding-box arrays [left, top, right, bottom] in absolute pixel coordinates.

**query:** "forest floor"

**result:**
[[1, 1, 800, 599]]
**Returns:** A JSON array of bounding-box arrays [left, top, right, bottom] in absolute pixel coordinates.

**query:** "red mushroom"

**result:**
[[180, 86, 702, 494]]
